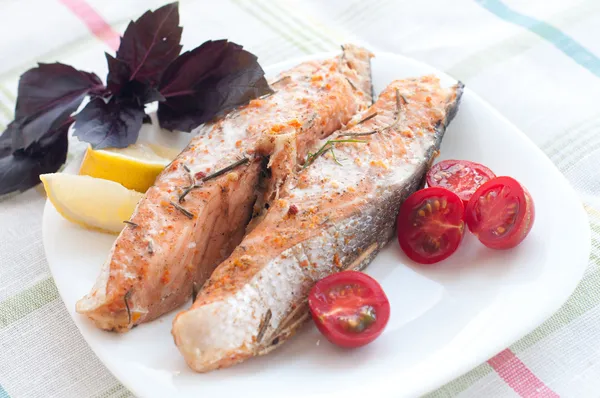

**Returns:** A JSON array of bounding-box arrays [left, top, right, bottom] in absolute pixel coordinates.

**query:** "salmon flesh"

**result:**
[[172, 76, 464, 371], [76, 45, 373, 332]]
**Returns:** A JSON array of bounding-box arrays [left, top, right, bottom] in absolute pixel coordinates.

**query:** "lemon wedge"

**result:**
[[40, 173, 144, 234], [78, 143, 178, 192]]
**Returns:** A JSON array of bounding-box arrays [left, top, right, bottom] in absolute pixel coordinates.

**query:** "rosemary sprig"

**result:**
[[345, 77, 357, 90], [178, 157, 250, 202], [123, 220, 138, 228], [270, 75, 291, 86], [303, 139, 367, 169], [391, 89, 407, 129], [202, 157, 249, 182], [169, 201, 194, 219], [338, 45, 347, 73], [341, 89, 407, 138], [357, 112, 378, 125], [259, 90, 276, 100], [342, 130, 380, 137], [329, 148, 342, 166], [124, 290, 132, 325], [181, 164, 194, 186], [178, 185, 195, 203], [256, 309, 272, 343]]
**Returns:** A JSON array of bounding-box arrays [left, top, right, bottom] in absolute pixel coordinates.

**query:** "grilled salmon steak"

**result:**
[[77, 45, 373, 332], [172, 76, 464, 372]]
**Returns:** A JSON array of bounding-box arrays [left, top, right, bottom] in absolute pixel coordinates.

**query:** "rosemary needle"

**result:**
[[303, 139, 367, 169], [256, 309, 272, 343], [356, 112, 378, 125], [178, 157, 250, 203], [202, 157, 249, 182], [169, 201, 194, 219], [124, 290, 132, 325]]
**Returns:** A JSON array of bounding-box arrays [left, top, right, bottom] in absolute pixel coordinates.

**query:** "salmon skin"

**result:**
[[76, 45, 373, 332], [172, 76, 464, 372]]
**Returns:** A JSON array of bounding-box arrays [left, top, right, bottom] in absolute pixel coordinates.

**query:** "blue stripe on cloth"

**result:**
[[0, 384, 9, 398], [475, 0, 600, 78]]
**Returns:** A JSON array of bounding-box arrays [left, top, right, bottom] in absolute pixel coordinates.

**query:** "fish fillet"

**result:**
[[76, 45, 373, 332], [172, 75, 464, 371]]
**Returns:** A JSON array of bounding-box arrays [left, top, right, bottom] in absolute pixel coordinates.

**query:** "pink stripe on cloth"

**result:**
[[488, 349, 559, 398], [58, 0, 120, 50]]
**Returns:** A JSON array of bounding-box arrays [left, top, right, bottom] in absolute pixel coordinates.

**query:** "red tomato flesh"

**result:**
[[396, 187, 465, 264], [427, 159, 496, 205], [465, 176, 535, 250], [308, 271, 390, 348]]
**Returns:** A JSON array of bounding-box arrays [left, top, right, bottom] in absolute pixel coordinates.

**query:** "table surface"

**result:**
[[1, 0, 600, 397]]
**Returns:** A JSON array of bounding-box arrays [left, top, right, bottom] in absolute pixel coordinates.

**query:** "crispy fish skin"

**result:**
[[76, 45, 373, 332], [172, 76, 464, 372]]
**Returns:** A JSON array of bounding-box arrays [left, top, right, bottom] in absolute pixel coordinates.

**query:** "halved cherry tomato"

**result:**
[[308, 271, 390, 348], [396, 187, 465, 264], [465, 176, 535, 250], [426, 159, 496, 205]]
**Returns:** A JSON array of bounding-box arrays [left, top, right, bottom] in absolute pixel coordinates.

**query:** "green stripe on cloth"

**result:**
[[551, 127, 600, 167], [0, 278, 58, 328], [334, 0, 363, 24], [0, 84, 15, 103], [475, 0, 600, 78], [231, 0, 313, 54], [424, 363, 494, 398], [511, 264, 600, 354], [561, 142, 600, 172], [447, 0, 600, 79], [0, 384, 9, 398], [0, 86, 14, 119], [542, 114, 600, 158], [94, 383, 133, 398], [268, 1, 339, 48], [339, 0, 387, 26], [253, 1, 330, 51]]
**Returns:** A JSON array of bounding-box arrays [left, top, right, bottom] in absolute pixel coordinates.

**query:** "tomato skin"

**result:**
[[465, 176, 535, 250], [396, 187, 465, 264], [308, 271, 390, 348], [426, 159, 496, 205]]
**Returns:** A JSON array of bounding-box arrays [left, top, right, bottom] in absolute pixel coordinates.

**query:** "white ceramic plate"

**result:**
[[43, 51, 590, 398]]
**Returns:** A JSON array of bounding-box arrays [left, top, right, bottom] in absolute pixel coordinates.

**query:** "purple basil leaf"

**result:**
[[106, 53, 131, 94], [157, 40, 272, 131], [0, 126, 13, 158], [0, 121, 69, 195], [106, 53, 165, 107], [119, 80, 165, 105], [10, 62, 103, 150], [73, 98, 145, 149], [116, 2, 182, 86]]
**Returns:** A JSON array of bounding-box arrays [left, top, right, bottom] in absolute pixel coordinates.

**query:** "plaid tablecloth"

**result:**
[[1, 0, 599, 397]]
